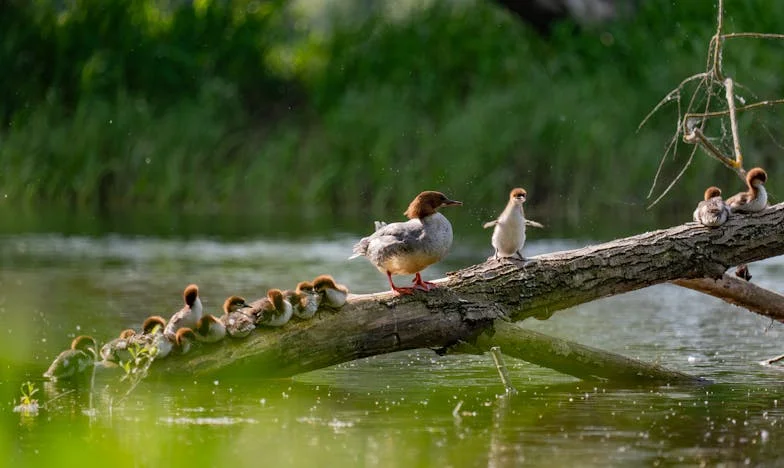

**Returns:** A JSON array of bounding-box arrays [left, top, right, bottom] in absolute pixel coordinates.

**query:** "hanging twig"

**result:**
[[489, 346, 518, 394]]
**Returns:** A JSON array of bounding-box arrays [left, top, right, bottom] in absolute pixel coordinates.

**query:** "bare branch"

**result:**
[[673, 274, 784, 323]]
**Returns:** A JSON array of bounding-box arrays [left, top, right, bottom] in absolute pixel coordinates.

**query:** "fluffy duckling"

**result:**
[[221, 295, 255, 338], [350, 191, 462, 294], [292, 281, 320, 319], [313, 275, 349, 308], [174, 328, 198, 355], [194, 314, 227, 343], [483, 188, 538, 260], [692, 186, 730, 227], [100, 329, 136, 363], [245, 289, 292, 327], [132, 315, 174, 358], [43, 335, 98, 381], [726, 167, 768, 213], [164, 284, 203, 340]]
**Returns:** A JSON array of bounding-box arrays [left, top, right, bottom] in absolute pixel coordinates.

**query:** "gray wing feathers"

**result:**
[[349, 220, 424, 263]]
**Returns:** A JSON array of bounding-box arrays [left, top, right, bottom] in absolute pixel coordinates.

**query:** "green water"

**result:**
[[2, 213, 784, 467]]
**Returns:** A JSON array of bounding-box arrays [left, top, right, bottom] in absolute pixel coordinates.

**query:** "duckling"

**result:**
[[194, 314, 226, 343], [132, 315, 174, 358], [221, 296, 256, 338], [164, 284, 203, 340], [726, 167, 768, 213], [292, 281, 320, 319], [43, 335, 98, 381], [483, 188, 534, 260], [313, 275, 349, 308], [99, 329, 137, 363], [692, 186, 730, 227], [245, 289, 292, 327], [350, 191, 462, 295], [174, 328, 198, 355]]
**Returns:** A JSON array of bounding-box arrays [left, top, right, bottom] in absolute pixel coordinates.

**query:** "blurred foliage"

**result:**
[[0, 0, 782, 224], [0, 0, 295, 122]]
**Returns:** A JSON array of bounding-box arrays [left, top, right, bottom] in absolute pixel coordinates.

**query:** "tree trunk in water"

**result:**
[[155, 204, 784, 382]]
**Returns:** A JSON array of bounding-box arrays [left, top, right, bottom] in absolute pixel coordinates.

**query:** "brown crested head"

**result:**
[[509, 188, 527, 201], [183, 284, 199, 307], [175, 327, 196, 346], [142, 316, 166, 334], [312, 274, 337, 292], [404, 191, 462, 219], [195, 315, 218, 335], [119, 329, 136, 339], [747, 167, 767, 187], [223, 295, 249, 314], [71, 335, 97, 353], [703, 186, 722, 200], [295, 281, 314, 294], [267, 289, 285, 311], [283, 289, 300, 304]]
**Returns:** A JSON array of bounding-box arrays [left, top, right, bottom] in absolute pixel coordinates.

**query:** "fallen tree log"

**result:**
[[155, 203, 784, 381]]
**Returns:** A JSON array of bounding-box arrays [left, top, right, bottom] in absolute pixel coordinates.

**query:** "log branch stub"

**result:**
[[673, 274, 784, 323]]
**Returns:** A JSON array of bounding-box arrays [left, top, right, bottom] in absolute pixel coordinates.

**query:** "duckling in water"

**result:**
[[43, 335, 98, 381]]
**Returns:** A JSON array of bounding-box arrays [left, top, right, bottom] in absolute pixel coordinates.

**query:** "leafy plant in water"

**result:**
[[13, 381, 40, 415], [116, 340, 158, 402]]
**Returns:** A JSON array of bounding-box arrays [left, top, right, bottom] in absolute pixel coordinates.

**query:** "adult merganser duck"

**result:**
[[174, 328, 198, 355], [194, 314, 227, 343], [221, 295, 255, 338], [245, 289, 292, 327], [100, 329, 136, 363], [350, 191, 462, 295], [164, 284, 203, 340], [292, 281, 320, 319], [483, 188, 542, 260], [312, 275, 349, 308], [692, 186, 730, 227], [43, 335, 98, 381], [726, 167, 768, 213]]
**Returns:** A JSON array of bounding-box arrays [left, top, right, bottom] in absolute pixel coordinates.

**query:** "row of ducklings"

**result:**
[[43, 275, 349, 381], [693, 167, 767, 227]]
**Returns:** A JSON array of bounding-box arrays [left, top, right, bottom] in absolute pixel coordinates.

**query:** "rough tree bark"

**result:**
[[155, 204, 784, 382]]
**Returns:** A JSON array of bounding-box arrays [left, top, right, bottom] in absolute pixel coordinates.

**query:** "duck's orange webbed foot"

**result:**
[[412, 273, 437, 291], [388, 271, 416, 295]]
